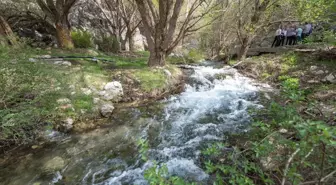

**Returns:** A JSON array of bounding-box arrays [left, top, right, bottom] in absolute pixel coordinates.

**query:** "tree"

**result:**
[[296, 0, 336, 23], [93, 0, 141, 52], [36, 0, 78, 49], [0, 15, 17, 46], [135, 0, 218, 67], [0, 16, 13, 37], [117, 0, 141, 52], [226, 0, 295, 60]]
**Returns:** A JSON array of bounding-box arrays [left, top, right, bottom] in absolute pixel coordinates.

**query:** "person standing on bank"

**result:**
[[281, 26, 287, 46], [302, 22, 312, 41], [286, 25, 296, 45], [296, 26, 303, 43], [272, 26, 282, 47]]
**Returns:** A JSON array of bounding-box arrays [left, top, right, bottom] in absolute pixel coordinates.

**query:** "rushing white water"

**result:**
[[0, 65, 270, 185], [95, 65, 267, 185]]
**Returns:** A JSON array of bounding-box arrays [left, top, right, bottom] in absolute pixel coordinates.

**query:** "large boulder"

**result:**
[[99, 81, 123, 101]]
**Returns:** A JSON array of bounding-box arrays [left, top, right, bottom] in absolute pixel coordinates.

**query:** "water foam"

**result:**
[[100, 65, 263, 184]]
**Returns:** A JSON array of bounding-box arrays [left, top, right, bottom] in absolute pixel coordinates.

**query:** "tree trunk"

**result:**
[[55, 19, 74, 49], [237, 37, 251, 60], [127, 31, 135, 52], [148, 50, 166, 67], [0, 16, 13, 36], [120, 38, 127, 51], [0, 16, 17, 45], [129, 36, 134, 52]]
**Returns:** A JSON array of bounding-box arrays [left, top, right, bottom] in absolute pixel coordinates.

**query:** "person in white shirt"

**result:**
[[271, 26, 282, 47], [281, 26, 287, 46]]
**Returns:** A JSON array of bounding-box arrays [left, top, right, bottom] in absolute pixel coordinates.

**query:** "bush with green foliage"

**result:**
[[186, 49, 204, 63], [95, 36, 120, 53], [71, 30, 93, 48], [322, 30, 336, 45]]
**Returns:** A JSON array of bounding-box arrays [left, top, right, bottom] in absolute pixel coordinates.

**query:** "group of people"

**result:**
[[271, 22, 313, 47]]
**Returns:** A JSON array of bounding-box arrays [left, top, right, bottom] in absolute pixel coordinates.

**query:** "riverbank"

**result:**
[[234, 45, 336, 119], [201, 45, 336, 184], [0, 63, 267, 185], [0, 46, 185, 152], [1, 45, 334, 184]]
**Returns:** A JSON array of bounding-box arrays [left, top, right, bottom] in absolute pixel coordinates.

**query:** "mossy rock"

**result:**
[[43, 156, 65, 172]]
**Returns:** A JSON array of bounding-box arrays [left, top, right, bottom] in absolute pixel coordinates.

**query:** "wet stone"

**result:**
[[43, 156, 65, 172]]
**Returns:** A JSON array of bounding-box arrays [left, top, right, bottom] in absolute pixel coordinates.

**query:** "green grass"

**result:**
[[0, 46, 180, 148], [167, 56, 188, 64], [72, 94, 94, 112], [133, 69, 167, 92], [228, 60, 237, 66], [0, 46, 70, 145], [0, 46, 103, 147]]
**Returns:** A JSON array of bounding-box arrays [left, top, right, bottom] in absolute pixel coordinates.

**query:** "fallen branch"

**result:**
[[281, 148, 301, 185], [232, 61, 244, 68], [298, 170, 336, 185], [300, 147, 314, 165], [321, 169, 336, 182]]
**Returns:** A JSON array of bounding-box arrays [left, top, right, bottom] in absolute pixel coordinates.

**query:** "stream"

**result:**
[[0, 64, 271, 185]]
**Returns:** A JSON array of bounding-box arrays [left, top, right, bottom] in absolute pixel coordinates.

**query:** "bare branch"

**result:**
[[281, 149, 301, 185]]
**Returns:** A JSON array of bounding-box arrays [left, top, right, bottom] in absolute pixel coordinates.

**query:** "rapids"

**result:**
[[0, 65, 271, 185]]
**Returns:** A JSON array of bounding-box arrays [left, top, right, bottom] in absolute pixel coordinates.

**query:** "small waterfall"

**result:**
[[99, 65, 265, 184]]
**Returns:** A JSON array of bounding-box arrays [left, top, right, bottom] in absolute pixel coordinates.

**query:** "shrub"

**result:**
[[186, 49, 204, 63], [95, 36, 120, 53], [322, 30, 336, 45], [71, 30, 93, 48]]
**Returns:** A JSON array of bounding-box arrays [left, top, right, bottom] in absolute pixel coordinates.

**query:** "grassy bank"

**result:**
[[0, 46, 183, 151]]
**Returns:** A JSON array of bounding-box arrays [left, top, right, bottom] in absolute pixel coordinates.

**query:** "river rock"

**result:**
[[310, 66, 318, 71], [307, 80, 319, 84], [60, 118, 74, 132], [323, 73, 336, 83], [37, 55, 51, 59], [163, 69, 172, 77], [100, 103, 114, 117], [93, 97, 101, 104], [54, 61, 72, 66], [99, 81, 123, 101], [81, 88, 92, 95], [29, 58, 37, 62], [313, 70, 325, 75], [57, 98, 71, 104], [43, 156, 65, 172]]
